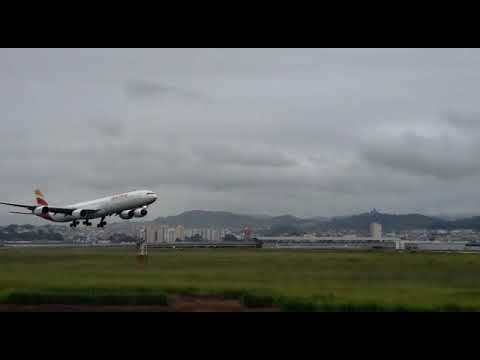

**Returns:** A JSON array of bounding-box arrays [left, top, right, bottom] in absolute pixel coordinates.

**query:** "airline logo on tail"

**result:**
[[35, 189, 48, 206]]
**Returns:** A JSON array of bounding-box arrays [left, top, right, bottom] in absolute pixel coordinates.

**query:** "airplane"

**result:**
[[0, 189, 157, 228]]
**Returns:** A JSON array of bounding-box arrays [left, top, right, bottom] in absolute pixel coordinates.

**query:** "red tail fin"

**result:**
[[34, 189, 48, 206]]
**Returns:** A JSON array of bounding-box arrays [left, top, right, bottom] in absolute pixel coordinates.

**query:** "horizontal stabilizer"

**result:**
[[9, 211, 34, 215], [1, 202, 98, 216], [0, 202, 36, 211]]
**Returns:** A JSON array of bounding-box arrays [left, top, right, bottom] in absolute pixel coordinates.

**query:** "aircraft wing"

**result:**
[[43, 206, 98, 215], [0, 202, 98, 216]]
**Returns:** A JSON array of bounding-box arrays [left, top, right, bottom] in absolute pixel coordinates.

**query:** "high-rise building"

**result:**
[[143, 223, 172, 243], [167, 228, 176, 243], [175, 225, 185, 241], [370, 222, 382, 240], [201, 228, 208, 240], [144, 223, 158, 243], [158, 225, 169, 242], [243, 227, 252, 241]]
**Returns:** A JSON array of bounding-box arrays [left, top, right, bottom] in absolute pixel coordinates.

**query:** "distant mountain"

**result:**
[[269, 215, 305, 226], [430, 213, 480, 221], [319, 211, 441, 232], [306, 216, 330, 222], [152, 209, 450, 233], [154, 210, 271, 229], [4, 210, 471, 238], [247, 213, 276, 220], [429, 216, 480, 231]]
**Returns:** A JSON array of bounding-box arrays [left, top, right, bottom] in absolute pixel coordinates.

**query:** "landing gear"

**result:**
[[97, 217, 107, 228], [83, 220, 92, 226], [70, 220, 79, 228]]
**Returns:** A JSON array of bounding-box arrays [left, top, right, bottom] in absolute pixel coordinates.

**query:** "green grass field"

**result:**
[[1, 247, 480, 311]]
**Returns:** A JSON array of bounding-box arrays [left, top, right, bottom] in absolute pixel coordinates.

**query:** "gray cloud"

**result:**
[[124, 80, 203, 100], [447, 110, 480, 131], [361, 132, 480, 180], [89, 115, 127, 139], [3, 49, 480, 225], [194, 144, 298, 168]]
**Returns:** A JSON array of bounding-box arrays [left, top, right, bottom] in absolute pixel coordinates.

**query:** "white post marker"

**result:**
[[137, 227, 148, 262]]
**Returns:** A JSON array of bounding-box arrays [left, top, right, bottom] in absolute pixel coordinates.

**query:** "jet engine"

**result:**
[[33, 206, 49, 216], [120, 209, 135, 220], [133, 207, 148, 217], [72, 209, 88, 218]]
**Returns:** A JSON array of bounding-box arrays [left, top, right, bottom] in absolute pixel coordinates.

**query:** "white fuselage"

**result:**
[[44, 190, 157, 222]]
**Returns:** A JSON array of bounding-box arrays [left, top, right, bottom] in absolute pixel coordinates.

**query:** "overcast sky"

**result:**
[[2, 48, 480, 225]]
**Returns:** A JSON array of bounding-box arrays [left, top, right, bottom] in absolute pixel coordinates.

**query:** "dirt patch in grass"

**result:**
[[172, 295, 279, 312], [0, 295, 280, 312]]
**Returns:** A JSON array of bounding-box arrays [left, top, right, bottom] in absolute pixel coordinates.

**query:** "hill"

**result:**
[[153, 210, 324, 230], [429, 216, 480, 231], [154, 210, 271, 229], [3, 210, 472, 237], [318, 210, 441, 232], [152, 209, 444, 233]]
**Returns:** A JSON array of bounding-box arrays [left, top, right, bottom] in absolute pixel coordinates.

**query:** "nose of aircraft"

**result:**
[[147, 191, 158, 202]]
